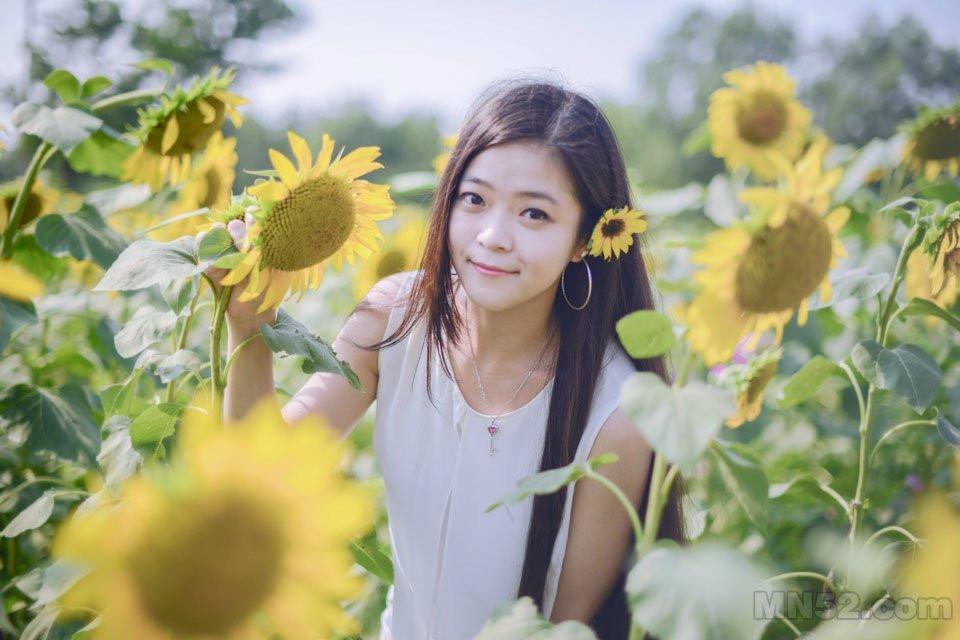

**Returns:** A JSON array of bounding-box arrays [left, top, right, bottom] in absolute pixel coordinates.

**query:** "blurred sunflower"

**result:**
[[708, 61, 812, 181], [902, 101, 960, 182], [351, 208, 427, 302], [717, 347, 782, 428], [0, 178, 58, 233], [588, 206, 648, 260], [122, 67, 246, 191], [219, 131, 396, 313], [685, 150, 849, 365], [0, 260, 43, 300], [432, 132, 458, 175], [919, 205, 960, 299], [905, 247, 959, 311], [51, 395, 376, 639], [149, 132, 238, 242]]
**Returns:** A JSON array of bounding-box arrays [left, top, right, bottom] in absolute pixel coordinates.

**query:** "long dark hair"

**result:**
[[359, 76, 686, 638]]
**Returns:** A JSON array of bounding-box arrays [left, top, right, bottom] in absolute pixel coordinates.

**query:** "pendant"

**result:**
[[487, 423, 499, 456]]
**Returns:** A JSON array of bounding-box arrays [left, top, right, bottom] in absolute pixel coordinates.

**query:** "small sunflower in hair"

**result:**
[[122, 67, 246, 191], [587, 206, 648, 260]]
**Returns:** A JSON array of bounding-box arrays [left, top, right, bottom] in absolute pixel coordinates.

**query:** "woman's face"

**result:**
[[448, 139, 586, 313]]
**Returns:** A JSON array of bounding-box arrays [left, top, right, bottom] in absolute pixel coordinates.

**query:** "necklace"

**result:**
[[464, 303, 554, 456]]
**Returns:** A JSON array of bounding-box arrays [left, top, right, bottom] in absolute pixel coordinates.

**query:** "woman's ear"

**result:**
[[570, 241, 588, 262]]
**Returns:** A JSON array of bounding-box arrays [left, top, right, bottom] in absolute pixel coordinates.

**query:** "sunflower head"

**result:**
[[122, 67, 247, 191], [708, 61, 812, 181], [51, 395, 376, 638], [919, 203, 960, 298], [0, 178, 57, 232], [0, 260, 44, 301], [587, 206, 648, 261], [716, 347, 782, 428], [432, 132, 459, 175], [352, 206, 427, 302], [217, 131, 396, 313], [902, 101, 960, 182]]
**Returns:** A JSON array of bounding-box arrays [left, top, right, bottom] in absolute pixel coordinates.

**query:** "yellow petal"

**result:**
[[160, 114, 180, 155], [313, 134, 335, 176], [196, 98, 217, 124], [287, 131, 313, 176], [269, 149, 299, 188], [0, 261, 44, 300]]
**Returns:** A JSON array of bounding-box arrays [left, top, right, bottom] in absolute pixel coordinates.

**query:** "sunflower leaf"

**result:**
[[853, 340, 941, 413], [134, 349, 201, 384], [0, 296, 36, 352], [66, 126, 135, 178], [94, 236, 203, 291], [710, 440, 769, 535], [350, 535, 394, 583], [34, 205, 127, 269], [114, 306, 178, 358], [11, 102, 102, 154], [260, 309, 363, 390], [0, 384, 100, 466], [779, 356, 843, 407], [475, 596, 597, 639], [485, 453, 618, 513], [626, 540, 772, 640], [896, 297, 960, 333], [80, 75, 112, 98], [616, 310, 676, 358], [619, 372, 734, 473], [936, 409, 960, 449], [135, 58, 175, 75], [43, 69, 81, 103], [129, 403, 183, 458], [197, 226, 237, 262], [808, 268, 890, 310]]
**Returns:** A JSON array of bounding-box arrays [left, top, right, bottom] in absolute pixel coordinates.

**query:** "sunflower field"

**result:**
[[0, 51, 959, 640]]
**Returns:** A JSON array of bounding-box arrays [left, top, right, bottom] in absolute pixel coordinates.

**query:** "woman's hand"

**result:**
[[196, 216, 277, 331]]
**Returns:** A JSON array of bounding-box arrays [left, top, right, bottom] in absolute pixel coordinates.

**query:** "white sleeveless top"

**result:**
[[373, 269, 636, 639]]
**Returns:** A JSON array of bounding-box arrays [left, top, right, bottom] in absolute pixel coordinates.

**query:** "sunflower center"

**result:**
[[736, 92, 788, 146], [734, 205, 833, 313], [601, 217, 626, 238], [145, 97, 227, 157], [914, 116, 960, 161], [199, 167, 223, 209], [375, 249, 408, 279], [945, 224, 960, 276], [130, 492, 284, 636], [259, 174, 356, 271]]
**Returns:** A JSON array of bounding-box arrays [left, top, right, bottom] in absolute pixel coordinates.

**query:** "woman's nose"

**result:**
[[476, 210, 513, 251]]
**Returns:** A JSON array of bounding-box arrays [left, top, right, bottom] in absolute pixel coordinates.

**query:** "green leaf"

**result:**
[[10, 234, 70, 282], [135, 349, 201, 383], [11, 102, 102, 154], [896, 297, 960, 332], [936, 410, 960, 448], [855, 342, 941, 413], [135, 58, 175, 75], [619, 372, 735, 473], [94, 236, 203, 292], [486, 453, 617, 512], [80, 75, 112, 98], [350, 536, 394, 583], [0, 296, 37, 352], [129, 403, 183, 457], [197, 226, 238, 262], [808, 268, 890, 310], [44, 69, 81, 103], [1, 490, 58, 537], [0, 384, 99, 465], [681, 120, 711, 156], [635, 183, 704, 217], [778, 356, 843, 408], [114, 306, 178, 358], [66, 127, 135, 178], [32, 562, 88, 610], [626, 540, 772, 640], [161, 277, 198, 315], [100, 369, 143, 418], [261, 310, 362, 389], [97, 415, 142, 492], [615, 310, 676, 359], [34, 205, 127, 269], [475, 596, 597, 639], [769, 474, 850, 515], [710, 440, 769, 535]]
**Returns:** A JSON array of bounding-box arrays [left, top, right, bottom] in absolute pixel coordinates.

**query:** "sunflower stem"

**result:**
[[584, 467, 645, 554], [89, 87, 164, 114], [222, 332, 262, 382], [165, 286, 202, 403], [869, 420, 937, 462], [846, 222, 919, 588], [0, 141, 52, 259], [209, 284, 233, 424]]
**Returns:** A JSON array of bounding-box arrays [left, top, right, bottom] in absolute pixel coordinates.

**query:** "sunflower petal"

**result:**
[[287, 132, 313, 177], [269, 149, 299, 188], [160, 114, 180, 155]]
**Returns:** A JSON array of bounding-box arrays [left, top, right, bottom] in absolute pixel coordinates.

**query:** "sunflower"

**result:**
[[219, 131, 396, 313], [149, 132, 238, 242], [905, 247, 959, 311], [51, 394, 376, 639], [351, 207, 427, 302], [0, 178, 58, 233], [919, 206, 960, 299], [717, 347, 782, 428], [588, 206, 648, 261], [122, 67, 246, 191], [0, 260, 43, 301], [902, 101, 960, 182], [685, 160, 849, 365], [708, 61, 812, 181], [432, 132, 458, 175]]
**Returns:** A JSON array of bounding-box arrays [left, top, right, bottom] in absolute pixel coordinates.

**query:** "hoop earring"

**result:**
[[561, 254, 592, 310]]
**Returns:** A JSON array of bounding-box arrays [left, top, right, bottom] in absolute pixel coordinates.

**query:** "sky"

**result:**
[[1, 0, 959, 132]]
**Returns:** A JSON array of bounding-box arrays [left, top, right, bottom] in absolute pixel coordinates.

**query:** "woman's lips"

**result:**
[[471, 261, 516, 277]]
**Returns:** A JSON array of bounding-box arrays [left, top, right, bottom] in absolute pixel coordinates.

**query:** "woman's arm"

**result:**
[[549, 408, 653, 623]]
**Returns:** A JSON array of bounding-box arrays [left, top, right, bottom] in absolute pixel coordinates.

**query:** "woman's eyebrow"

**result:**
[[462, 176, 559, 206]]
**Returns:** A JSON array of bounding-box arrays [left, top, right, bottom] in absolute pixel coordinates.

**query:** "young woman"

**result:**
[[213, 78, 685, 639]]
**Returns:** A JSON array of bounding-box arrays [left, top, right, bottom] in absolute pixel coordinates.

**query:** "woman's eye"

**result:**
[[524, 208, 549, 221], [459, 192, 483, 206]]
